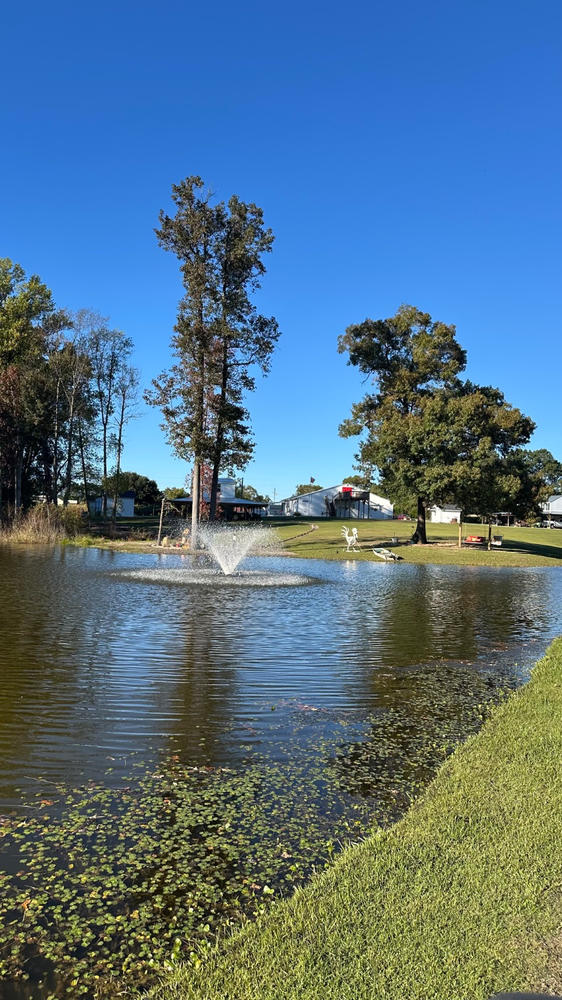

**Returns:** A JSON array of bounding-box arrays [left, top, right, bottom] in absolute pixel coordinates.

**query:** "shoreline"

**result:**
[[4, 517, 562, 568], [142, 637, 562, 1000]]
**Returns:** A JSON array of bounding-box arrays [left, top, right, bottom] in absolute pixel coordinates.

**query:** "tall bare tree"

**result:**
[[109, 364, 139, 526], [85, 315, 133, 518]]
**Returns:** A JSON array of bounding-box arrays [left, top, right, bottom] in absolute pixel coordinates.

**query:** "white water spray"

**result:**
[[198, 524, 273, 575]]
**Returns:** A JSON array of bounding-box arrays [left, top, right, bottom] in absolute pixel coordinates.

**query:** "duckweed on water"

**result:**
[[0, 665, 516, 998]]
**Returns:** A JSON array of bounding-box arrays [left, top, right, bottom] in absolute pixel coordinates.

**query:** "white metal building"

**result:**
[[279, 484, 393, 520], [541, 495, 562, 526]]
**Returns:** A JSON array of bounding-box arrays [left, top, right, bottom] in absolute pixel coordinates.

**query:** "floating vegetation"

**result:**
[[0, 665, 517, 999]]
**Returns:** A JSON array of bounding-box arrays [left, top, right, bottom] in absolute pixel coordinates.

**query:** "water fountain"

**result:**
[[117, 523, 312, 587], [198, 523, 272, 575]]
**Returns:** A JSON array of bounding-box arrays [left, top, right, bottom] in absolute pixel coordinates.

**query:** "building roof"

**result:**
[[169, 496, 267, 507], [281, 483, 390, 504], [430, 503, 462, 511]]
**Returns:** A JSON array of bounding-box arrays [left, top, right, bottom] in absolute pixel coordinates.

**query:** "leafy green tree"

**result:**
[[493, 447, 562, 522], [429, 382, 535, 530], [339, 305, 466, 542], [0, 258, 68, 511], [163, 486, 186, 499], [235, 481, 270, 502], [206, 194, 279, 517], [102, 472, 160, 507], [339, 305, 534, 542], [520, 448, 562, 500], [147, 176, 280, 545], [295, 483, 323, 496], [342, 474, 379, 492]]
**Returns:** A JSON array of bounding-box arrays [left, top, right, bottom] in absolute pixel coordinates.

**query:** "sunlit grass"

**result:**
[[144, 638, 562, 1000], [273, 519, 562, 566]]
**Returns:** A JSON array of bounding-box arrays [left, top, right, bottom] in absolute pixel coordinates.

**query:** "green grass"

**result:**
[[142, 638, 562, 1000], [273, 519, 562, 566]]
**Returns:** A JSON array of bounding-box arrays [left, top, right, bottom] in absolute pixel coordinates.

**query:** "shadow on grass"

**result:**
[[501, 538, 562, 561]]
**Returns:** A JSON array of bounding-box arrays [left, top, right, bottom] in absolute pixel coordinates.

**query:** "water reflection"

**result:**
[[0, 547, 560, 806]]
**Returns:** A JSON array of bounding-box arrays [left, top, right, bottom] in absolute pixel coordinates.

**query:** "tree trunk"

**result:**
[[52, 379, 61, 505], [416, 496, 427, 544], [210, 310, 229, 521], [77, 419, 91, 527], [101, 419, 108, 519], [191, 461, 200, 551], [14, 440, 23, 510], [42, 441, 54, 504], [63, 409, 75, 506], [487, 521, 492, 551], [458, 521, 462, 548], [111, 393, 126, 528]]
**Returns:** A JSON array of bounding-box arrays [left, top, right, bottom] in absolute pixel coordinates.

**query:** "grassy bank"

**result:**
[[143, 638, 562, 1000], [275, 519, 562, 566], [5, 509, 562, 567]]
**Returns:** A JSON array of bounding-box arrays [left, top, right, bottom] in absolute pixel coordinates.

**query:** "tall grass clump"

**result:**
[[0, 503, 88, 544]]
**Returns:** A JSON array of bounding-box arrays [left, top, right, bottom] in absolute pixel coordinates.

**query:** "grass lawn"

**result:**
[[273, 519, 562, 567], [142, 638, 562, 1000], [58, 516, 562, 566]]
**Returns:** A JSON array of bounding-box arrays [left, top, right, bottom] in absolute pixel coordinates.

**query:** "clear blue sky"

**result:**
[[2, 0, 561, 500]]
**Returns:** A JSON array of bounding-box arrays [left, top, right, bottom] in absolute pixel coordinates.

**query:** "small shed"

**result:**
[[428, 504, 462, 524], [89, 491, 135, 518]]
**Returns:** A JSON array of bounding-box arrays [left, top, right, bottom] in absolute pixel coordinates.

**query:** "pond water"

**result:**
[[1, 545, 561, 997], [1, 545, 560, 808]]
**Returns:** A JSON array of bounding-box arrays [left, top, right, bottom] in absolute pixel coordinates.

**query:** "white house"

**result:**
[[428, 503, 462, 524], [541, 495, 562, 526], [279, 484, 393, 520]]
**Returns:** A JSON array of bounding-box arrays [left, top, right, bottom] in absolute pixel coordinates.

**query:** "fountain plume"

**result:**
[[198, 524, 273, 575]]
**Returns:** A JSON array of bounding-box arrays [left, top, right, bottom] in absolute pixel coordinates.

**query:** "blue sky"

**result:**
[[2, 0, 561, 500]]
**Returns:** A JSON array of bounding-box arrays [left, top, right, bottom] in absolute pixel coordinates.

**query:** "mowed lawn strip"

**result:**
[[143, 638, 562, 1000], [275, 519, 562, 566]]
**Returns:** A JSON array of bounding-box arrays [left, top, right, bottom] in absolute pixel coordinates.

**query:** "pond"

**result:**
[[0, 545, 561, 997]]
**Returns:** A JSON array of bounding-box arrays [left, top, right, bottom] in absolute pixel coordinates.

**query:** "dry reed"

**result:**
[[0, 503, 88, 544]]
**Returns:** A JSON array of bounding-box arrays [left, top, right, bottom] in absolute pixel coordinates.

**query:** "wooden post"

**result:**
[[157, 496, 165, 547], [458, 521, 462, 548]]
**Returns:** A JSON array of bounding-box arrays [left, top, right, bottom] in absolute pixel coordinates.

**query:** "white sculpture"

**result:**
[[341, 525, 359, 551]]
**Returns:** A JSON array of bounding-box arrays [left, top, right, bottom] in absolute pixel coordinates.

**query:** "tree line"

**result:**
[[0, 259, 137, 521], [3, 178, 560, 545]]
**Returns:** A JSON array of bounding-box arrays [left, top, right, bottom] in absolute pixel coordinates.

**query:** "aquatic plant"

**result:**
[[0, 667, 514, 999]]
